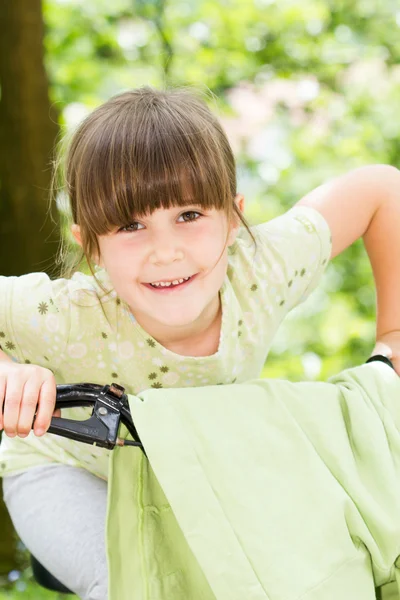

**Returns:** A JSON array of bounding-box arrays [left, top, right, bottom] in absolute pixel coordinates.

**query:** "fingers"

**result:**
[[34, 377, 57, 436], [18, 376, 46, 437], [2, 376, 25, 437], [0, 365, 56, 438]]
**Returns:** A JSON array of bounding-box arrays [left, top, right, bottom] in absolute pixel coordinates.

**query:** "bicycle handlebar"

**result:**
[[31, 354, 394, 453], [41, 382, 144, 451]]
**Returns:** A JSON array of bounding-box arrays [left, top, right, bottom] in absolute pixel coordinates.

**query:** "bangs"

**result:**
[[70, 91, 236, 235]]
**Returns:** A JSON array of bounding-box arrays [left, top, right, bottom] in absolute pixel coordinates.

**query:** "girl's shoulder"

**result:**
[[0, 268, 117, 309], [227, 205, 332, 313], [251, 204, 331, 243], [231, 204, 331, 260], [0, 269, 117, 367], [0, 271, 70, 312]]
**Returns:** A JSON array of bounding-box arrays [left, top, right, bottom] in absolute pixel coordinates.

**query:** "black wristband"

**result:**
[[365, 354, 395, 370]]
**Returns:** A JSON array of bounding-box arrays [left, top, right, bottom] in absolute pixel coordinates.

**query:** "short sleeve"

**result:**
[[0, 273, 71, 369], [250, 205, 332, 311]]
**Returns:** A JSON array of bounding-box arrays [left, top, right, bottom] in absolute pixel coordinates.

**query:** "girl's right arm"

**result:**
[[0, 349, 60, 438]]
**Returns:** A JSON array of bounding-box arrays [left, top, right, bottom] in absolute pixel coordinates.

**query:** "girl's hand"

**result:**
[[370, 331, 400, 376], [0, 362, 61, 438]]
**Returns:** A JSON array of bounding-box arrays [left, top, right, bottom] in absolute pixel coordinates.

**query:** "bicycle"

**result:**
[[22, 355, 393, 598], [30, 381, 144, 595]]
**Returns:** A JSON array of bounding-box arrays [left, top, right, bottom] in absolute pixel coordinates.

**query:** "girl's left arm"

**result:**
[[296, 164, 400, 374]]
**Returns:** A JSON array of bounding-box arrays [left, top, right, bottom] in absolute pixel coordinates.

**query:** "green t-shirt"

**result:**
[[0, 206, 331, 480]]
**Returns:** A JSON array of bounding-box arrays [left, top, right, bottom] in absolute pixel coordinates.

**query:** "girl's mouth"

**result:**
[[142, 274, 197, 293]]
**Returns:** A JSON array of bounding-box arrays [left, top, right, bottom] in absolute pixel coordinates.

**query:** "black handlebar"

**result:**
[[38, 382, 144, 452], [30, 354, 394, 452]]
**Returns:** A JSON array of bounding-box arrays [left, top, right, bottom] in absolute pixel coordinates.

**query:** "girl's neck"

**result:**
[[134, 294, 222, 357]]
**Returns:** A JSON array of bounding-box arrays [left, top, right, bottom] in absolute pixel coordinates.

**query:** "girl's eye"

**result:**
[[118, 222, 144, 233], [118, 211, 202, 233], [178, 211, 202, 223]]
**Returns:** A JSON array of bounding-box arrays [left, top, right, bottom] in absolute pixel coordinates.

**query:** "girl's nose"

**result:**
[[149, 235, 184, 265]]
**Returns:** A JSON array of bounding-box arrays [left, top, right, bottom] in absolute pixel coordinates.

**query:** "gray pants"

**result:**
[[2, 463, 108, 600]]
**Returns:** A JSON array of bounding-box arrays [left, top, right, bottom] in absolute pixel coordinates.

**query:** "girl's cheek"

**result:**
[[184, 222, 221, 243]]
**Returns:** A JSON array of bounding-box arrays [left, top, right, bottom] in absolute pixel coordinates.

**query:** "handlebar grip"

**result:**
[[365, 354, 395, 370], [47, 415, 112, 448]]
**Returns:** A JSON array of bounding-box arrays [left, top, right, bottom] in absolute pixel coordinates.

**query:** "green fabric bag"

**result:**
[[106, 361, 400, 600]]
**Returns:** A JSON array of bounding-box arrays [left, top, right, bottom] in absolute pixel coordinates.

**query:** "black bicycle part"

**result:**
[[30, 554, 74, 595], [31, 355, 395, 451], [365, 354, 395, 370], [33, 382, 144, 452]]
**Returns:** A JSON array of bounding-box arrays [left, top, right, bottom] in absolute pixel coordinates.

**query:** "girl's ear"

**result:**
[[228, 194, 245, 245], [235, 193, 245, 214], [71, 224, 82, 247], [71, 223, 103, 267]]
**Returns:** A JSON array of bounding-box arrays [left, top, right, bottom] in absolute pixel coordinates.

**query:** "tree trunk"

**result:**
[[0, 0, 60, 575], [0, 0, 60, 277], [0, 464, 17, 577]]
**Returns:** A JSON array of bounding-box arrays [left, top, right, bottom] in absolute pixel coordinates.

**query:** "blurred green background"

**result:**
[[1, 0, 400, 595]]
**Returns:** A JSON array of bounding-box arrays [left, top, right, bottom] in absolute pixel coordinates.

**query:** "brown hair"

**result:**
[[54, 86, 256, 277]]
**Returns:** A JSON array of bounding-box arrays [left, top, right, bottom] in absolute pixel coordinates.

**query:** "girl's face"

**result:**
[[75, 196, 244, 339]]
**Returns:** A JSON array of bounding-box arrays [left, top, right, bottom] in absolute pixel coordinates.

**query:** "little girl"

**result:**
[[1, 86, 399, 600]]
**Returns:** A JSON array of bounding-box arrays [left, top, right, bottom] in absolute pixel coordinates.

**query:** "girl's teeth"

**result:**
[[150, 277, 190, 288]]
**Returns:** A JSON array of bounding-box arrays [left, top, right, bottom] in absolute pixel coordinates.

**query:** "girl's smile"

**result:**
[[143, 273, 198, 292], [81, 201, 243, 347]]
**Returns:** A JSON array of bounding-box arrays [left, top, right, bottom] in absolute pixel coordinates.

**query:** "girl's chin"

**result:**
[[154, 313, 200, 327], [132, 304, 202, 327]]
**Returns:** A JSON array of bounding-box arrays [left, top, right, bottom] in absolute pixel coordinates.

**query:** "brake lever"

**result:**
[[40, 382, 144, 452], [36, 355, 394, 453]]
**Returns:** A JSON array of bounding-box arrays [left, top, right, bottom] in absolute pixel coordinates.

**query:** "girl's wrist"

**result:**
[[374, 330, 400, 350]]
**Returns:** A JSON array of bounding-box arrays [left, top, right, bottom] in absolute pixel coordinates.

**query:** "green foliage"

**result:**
[[0, 544, 69, 598], [0, 575, 68, 599]]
